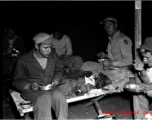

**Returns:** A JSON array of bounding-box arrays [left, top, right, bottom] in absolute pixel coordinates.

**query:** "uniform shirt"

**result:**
[[107, 30, 133, 67], [50, 34, 73, 56]]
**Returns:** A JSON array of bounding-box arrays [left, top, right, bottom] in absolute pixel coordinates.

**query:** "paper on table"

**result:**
[[85, 75, 95, 86]]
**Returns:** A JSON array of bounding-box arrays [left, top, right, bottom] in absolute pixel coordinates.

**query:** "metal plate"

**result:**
[[125, 84, 145, 93], [39, 82, 66, 91]]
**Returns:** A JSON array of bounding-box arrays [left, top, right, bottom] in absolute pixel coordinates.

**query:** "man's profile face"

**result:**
[[104, 21, 117, 36], [141, 49, 152, 67], [53, 31, 63, 40], [37, 44, 53, 58], [6, 29, 16, 40]]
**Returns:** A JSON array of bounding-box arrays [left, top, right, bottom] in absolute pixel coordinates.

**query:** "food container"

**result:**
[[20, 101, 31, 109], [125, 84, 145, 93]]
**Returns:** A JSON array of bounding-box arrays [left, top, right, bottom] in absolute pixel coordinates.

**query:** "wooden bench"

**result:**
[[9, 89, 113, 119]]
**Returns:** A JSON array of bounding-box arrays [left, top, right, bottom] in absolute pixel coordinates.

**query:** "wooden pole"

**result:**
[[135, 0, 142, 61], [135, 0, 142, 82]]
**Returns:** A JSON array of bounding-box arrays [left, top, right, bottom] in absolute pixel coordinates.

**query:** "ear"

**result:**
[[115, 23, 118, 28], [35, 44, 39, 50]]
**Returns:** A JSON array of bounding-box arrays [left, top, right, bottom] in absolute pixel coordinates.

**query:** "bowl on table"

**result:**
[[20, 101, 31, 109], [125, 84, 145, 93]]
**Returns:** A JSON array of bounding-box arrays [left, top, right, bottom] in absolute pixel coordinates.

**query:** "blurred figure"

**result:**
[[13, 33, 68, 120], [50, 24, 83, 69], [3, 26, 26, 77], [2, 26, 26, 108], [133, 37, 152, 119], [3, 26, 26, 56]]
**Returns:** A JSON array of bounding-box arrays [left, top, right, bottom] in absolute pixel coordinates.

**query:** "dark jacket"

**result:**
[[13, 49, 63, 103], [3, 34, 26, 54]]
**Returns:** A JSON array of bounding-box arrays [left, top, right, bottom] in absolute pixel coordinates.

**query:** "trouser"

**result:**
[[133, 94, 149, 119], [61, 55, 83, 69], [80, 61, 133, 89], [33, 89, 68, 120], [80, 61, 133, 78], [133, 76, 149, 119]]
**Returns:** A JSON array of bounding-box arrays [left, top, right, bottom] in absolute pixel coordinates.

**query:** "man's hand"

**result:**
[[3, 48, 13, 56], [24, 82, 39, 90], [134, 61, 144, 71], [103, 59, 112, 67], [52, 77, 60, 85], [146, 90, 152, 97], [98, 58, 105, 64], [30, 82, 39, 90], [7, 47, 14, 54]]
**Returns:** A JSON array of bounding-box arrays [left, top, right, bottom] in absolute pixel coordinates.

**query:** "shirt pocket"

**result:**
[[111, 45, 120, 54]]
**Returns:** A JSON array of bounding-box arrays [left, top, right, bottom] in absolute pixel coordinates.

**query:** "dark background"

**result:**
[[2, 1, 152, 62], [142, 1, 152, 41]]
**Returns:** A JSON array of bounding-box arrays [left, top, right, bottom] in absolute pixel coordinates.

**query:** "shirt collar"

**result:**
[[108, 30, 120, 41]]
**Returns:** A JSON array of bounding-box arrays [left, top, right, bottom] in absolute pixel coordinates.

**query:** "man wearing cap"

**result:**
[[80, 17, 133, 80], [133, 37, 152, 119], [99, 17, 132, 68], [50, 24, 83, 69], [13, 33, 68, 120]]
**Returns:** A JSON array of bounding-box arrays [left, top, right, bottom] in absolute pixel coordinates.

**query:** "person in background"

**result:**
[[50, 24, 83, 69], [3, 26, 26, 77], [3, 26, 26, 56], [3, 26, 26, 108], [13, 33, 68, 120], [133, 37, 152, 119], [80, 17, 133, 78]]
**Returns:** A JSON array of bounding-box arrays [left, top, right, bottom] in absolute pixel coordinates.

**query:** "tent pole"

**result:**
[[135, 0, 142, 81]]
